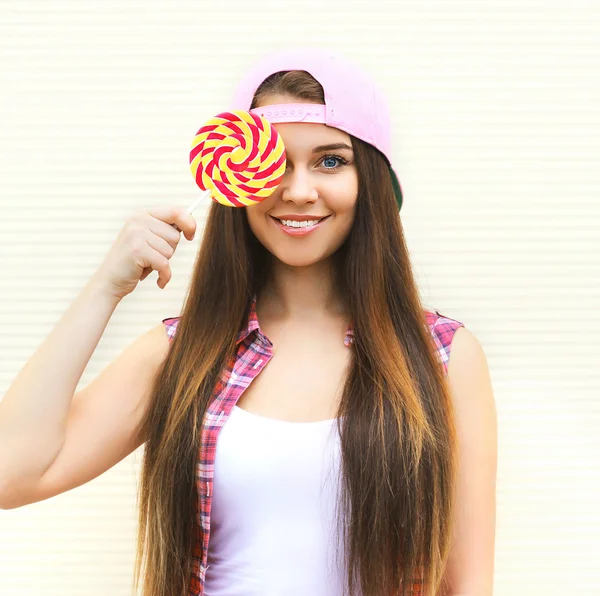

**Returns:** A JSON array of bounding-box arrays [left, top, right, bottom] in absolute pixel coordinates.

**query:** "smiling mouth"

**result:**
[[269, 215, 330, 228]]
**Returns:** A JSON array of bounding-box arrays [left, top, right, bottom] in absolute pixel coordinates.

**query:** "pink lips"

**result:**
[[270, 215, 329, 236]]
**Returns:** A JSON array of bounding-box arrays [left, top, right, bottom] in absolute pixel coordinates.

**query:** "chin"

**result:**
[[270, 247, 335, 269], [274, 255, 325, 268]]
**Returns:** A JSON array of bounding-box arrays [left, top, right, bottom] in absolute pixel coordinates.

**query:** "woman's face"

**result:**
[[245, 94, 359, 269]]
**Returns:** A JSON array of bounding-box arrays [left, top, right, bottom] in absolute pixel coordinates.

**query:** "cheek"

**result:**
[[329, 172, 358, 211], [245, 205, 268, 235], [330, 189, 358, 221], [245, 207, 281, 254]]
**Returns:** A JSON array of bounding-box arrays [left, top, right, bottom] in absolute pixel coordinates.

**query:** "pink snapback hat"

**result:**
[[229, 47, 404, 211]]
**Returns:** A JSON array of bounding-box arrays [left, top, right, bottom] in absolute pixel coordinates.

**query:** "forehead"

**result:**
[[255, 92, 352, 151], [272, 122, 352, 152]]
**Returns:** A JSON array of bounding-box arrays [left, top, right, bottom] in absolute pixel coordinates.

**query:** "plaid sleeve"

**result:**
[[427, 310, 466, 376], [161, 317, 180, 342]]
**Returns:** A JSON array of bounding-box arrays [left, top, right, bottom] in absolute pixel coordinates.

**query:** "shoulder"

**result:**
[[423, 308, 466, 376], [437, 316, 496, 436], [445, 324, 493, 400]]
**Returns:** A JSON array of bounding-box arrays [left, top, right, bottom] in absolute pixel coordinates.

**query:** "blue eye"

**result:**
[[320, 155, 348, 170]]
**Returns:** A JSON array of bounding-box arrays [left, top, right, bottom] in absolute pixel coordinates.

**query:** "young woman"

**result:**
[[0, 49, 497, 596]]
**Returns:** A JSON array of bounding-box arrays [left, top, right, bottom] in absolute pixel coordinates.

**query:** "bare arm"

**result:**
[[0, 274, 174, 510], [441, 327, 498, 595], [0, 271, 122, 496], [0, 321, 171, 509]]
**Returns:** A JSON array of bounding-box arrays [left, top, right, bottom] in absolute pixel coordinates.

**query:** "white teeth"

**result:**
[[280, 219, 321, 228]]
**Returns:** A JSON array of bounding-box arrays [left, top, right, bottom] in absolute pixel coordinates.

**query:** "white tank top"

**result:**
[[203, 405, 349, 596]]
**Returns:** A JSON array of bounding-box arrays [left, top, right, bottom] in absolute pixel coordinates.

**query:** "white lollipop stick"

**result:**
[[172, 189, 211, 232]]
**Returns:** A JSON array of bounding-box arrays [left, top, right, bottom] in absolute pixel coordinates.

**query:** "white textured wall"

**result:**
[[1, 1, 599, 594]]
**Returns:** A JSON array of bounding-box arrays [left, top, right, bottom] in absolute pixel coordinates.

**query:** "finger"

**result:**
[[145, 232, 175, 260], [171, 208, 197, 241], [146, 205, 196, 239], [145, 249, 171, 287]]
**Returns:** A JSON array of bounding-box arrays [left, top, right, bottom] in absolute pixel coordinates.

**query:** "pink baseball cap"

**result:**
[[230, 47, 404, 211]]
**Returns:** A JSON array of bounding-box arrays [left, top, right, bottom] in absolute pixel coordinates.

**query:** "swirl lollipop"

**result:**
[[190, 110, 286, 207]]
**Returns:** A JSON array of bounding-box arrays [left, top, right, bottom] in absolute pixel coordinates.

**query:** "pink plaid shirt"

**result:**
[[162, 296, 464, 595]]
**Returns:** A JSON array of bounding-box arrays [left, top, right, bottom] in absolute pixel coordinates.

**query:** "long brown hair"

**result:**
[[133, 70, 459, 596]]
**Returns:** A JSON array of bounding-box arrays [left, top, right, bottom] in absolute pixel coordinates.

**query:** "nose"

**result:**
[[279, 167, 318, 205]]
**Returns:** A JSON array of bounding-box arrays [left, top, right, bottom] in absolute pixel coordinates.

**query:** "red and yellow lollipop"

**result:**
[[190, 110, 286, 207]]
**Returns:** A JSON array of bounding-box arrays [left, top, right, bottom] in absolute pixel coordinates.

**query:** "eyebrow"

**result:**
[[312, 142, 354, 154]]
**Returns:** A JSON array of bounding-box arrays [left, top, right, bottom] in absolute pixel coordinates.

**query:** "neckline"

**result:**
[[236, 294, 354, 348], [233, 405, 340, 425]]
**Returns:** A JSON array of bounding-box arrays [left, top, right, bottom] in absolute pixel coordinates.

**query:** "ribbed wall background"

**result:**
[[1, 1, 598, 594]]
